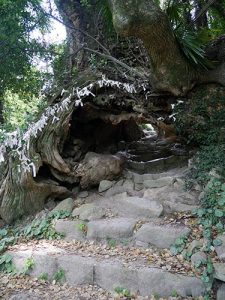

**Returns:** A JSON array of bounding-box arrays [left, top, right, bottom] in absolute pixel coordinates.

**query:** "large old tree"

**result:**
[[0, 0, 225, 223]]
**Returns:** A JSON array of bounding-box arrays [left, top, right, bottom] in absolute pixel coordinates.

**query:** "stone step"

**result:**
[[54, 219, 87, 241], [54, 218, 137, 242], [87, 218, 136, 241], [94, 187, 198, 219], [135, 222, 190, 248], [53, 217, 191, 250], [127, 155, 188, 174], [126, 167, 187, 184], [127, 149, 172, 162], [8, 242, 205, 298], [111, 194, 163, 218], [143, 186, 199, 214]]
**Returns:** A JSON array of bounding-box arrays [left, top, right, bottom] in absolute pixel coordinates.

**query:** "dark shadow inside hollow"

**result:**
[[62, 105, 144, 160], [35, 163, 54, 181]]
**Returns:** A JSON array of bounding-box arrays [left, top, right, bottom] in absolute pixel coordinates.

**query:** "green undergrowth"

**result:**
[[173, 86, 225, 298], [0, 210, 70, 273], [186, 145, 225, 189], [170, 162, 225, 298], [182, 157, 224, 300], [114, 287, 131, 299], [52, 268, 66, 283], [175, 86, 225, 146]]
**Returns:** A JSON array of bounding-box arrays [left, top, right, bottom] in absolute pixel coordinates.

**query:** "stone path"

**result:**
[[8, 243, 204, 298], [4, 137, 208, 299]]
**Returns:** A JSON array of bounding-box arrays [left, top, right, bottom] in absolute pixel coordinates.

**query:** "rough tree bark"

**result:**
[[0, 101, 74, 223], [54, 0, 87, 72]]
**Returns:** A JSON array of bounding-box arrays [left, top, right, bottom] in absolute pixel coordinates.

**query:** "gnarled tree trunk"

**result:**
[[0, 74, 166, 223]]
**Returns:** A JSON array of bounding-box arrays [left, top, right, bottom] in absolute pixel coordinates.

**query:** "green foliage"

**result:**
[[186, 167, 225, 295], [194, 258, 214, 294], [52, 268, 65, 283], [2, 90, 46, 131], [0, 253, 14, 273], [22, 257, 35, 274], [80, 0, 91, 8], [162, 0, 225, 69], [176, 30, 211, 69], [22, 210, 70, 240], [169, 169, 220, 296], [206, 3, 225, 37], [170, 234, 189, 256], [52, 42, 69, 86], [193, 178, 225, 246], [76, 222, 87, 234], [0, 0, 50, 93], [170, 289, 178, 297], [186, 146, 225, 188], [175, 87, 225, 146], [38, 272, 49, 281], [114, 287, 131, 298], [106, 238, 116, 248], [0, 0, 63, 130], [88, 54, 108, 70]]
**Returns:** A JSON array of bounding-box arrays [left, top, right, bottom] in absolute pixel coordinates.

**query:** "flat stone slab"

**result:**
[[9, 292, 40, 300], [143, 176, 174, 189], [72, 203, 106, 221], [163, 201, 199, 213], [54, 220, 86, 241], [214, 263, 225, 282], [128, 156, 187, 174], [128, 169, 185, 184], [217, 283, 225, 300], [112, 194, 163, 218], [8, 243, 64, 278], [105, 185, 134, 197], [137, 267, 204, 297], [95, 260, 138, 293], [135, 223, 190, 248], [215, 235, 225, 260], [87, 218, 136, 240], [57, 255, 94, 285], [144, 186, 199, 208], [8, 246, 204, 298]]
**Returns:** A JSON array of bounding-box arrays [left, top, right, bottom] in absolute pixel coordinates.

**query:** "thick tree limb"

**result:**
[[107, 0, 225, 95], [108, 0, 199, 95]]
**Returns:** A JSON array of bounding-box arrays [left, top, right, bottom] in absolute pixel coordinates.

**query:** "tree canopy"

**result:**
[[0, 0, 50, 90]]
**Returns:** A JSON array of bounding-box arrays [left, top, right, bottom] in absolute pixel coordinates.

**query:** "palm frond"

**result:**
[[163, 0, 213, 69], [175, 29, 213, 69]]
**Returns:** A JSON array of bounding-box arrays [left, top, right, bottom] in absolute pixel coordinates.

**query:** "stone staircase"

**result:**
[[125, 136, 188, 174], [7, 138, 206, 299]]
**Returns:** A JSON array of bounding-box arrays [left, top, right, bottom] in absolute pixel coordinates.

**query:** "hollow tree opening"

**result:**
[[0, 76, 189, 223]]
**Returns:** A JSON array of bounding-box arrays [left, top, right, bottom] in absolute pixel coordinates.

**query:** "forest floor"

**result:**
[[0, 136, 219, 300]]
